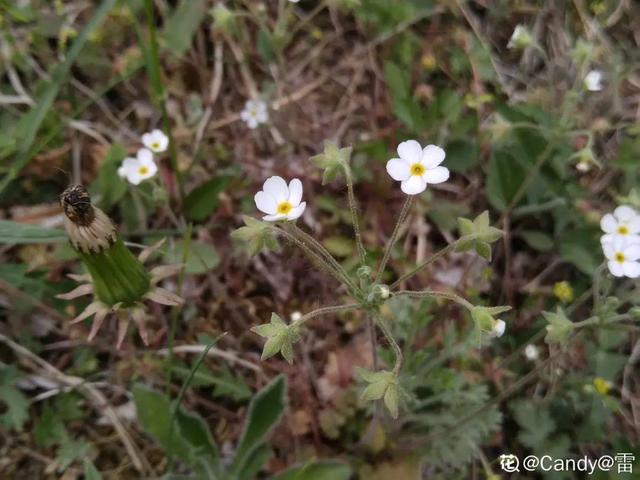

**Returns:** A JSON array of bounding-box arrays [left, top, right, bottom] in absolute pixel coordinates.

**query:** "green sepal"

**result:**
[[358, 369, 401, 418], [456, 211, 503, 257], [310, 141, 352, 185], [231, 216, 279, 256], [543, 308, 574, 348], [79, 237, 150, 307], [251, 313, 300, 364]]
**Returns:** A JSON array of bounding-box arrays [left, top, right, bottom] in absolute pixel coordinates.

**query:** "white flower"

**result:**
[[507, 24, 532, 49], [290, 311, 302, 322], [490, 319, 506, 338], [118, 148, 158, 185], [584, 70, 603, 91], [386, 140, 450, 195], [600, 205, 640, 245], [524, 344, 539, 361], [288, 0, 300, 2], [602, 236, 640, 278], [141, 129, 169, 153], [240, 99, 269, 129], [254, 176, 306, 222]]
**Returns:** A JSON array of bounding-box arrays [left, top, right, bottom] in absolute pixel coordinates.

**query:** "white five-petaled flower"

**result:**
[[241, 99, 269, 129], [603, 236, 640, 278], [490, 319, 506, 338], [584, 70, 603, 92], [118, 148, 158, 185], [255, 176, 306, 222], [386, 140, 450, 195], [600, 205, 640, 245], [141, 129, 169, 153]]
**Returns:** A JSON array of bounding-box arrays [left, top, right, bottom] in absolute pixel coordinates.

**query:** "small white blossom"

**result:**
[[584, 70, 603, 91], [118, 148, 158, 185], [290, 311, 302, 322], [524, 344, 539, 361], [386, 140, 450, 195], [507, 25, 532, 49], [490, 319, 506, 338], [241, 99, 269, 129], [600, 205, 640, 245], [602, 236, 640, 278], [141, 129, 169, 153], [255, 176, 306, 222], [575, 160, 591, 172]]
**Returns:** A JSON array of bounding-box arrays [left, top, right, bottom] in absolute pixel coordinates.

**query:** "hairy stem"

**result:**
[[390, 236, 475, 290], [343, 165, 367, 265], [373, 312, 403, 375], [393, 289, 474, 311], [293, 303, 360, 328], [375, 196, 413, 283]]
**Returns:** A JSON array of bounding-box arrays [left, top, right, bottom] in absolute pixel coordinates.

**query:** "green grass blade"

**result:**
[[0, 0, 118, 195]]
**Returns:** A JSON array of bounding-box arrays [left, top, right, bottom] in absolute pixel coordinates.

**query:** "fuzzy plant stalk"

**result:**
[[57, 185, 183, 348], [235, 140, 511, 418]]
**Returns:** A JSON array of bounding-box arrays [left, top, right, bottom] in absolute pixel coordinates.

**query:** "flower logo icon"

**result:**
[[500, 454, 520, 473]]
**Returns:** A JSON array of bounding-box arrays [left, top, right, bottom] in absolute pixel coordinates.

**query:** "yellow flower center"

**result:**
[[617, 225, 629, 235], [276, 201, 293, 215], [151, 142, 160, 150], [139, 166, 149, 176], [593, 377, 611, 395], [615, 252, 625, 263], [410, 163, 425, 176]]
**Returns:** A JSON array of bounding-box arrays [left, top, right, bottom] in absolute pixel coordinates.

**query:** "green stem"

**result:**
[[142, 0, 185, 202], [343, 165, 367, 265], [293, 303, 360, 329], [287, 224, 361, 295], [393, 289, 474, 310], [390, 236, 474, 290], [375, 196, 413, 283], [373, 312, 403, 375]]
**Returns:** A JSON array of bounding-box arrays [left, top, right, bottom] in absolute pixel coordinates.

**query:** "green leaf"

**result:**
[[83, 458, 102, 480], [486, 148, 526, 212], [0, 0, 119, 195], [165, 240, 219, 274], [237, 444, 273, 480], [384, 383, 399, 419], [272, 461, 352, 480], [521, 230, 554, 252], [231, 375, 287, 474], [183, 177, 229, 222], [0, 366, 29, 432], [231, 216, 279, 256], [162, 0, 208, 56], [543, 309, 574, 348], [56, 437, 89, 472], [212, 366, 252, 401], [510, 399, 556, 450], [0, 220, 66, 244], [91, 143, 128, 208], [445, 139, 478, 173]]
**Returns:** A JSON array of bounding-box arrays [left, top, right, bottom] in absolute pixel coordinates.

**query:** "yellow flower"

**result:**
[[553, 281, 574, 303], [593, 377, 612, 395]]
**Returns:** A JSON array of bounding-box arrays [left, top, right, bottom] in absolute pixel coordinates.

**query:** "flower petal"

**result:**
[[56, 283, 93, 300], [131, 308, 149, 346], [262, 176, 289, 202], [138, 238, 166, 263], [614, 205, 637, 221], [150, 264, 183, 285], [137, 148, 154, 163], [623, 244, 640, 261], [623, 261, 640, 278], [422, 166, 450, 184], [288, 179, 303, 206], [400, 176, 427, 195], [67, 273, 91, 282], [601, 238, 616, 259], [607, 261, 625, 277], [600, 214, 617, 233], [628, 217, 640, 234], [255, 191, 278, 214], [116, 312, 129, 350], [70, 302, 105, 324], [422, 145, 446, 168], [386, 158, 411, 181], [145, 287, 183, 306], [397, 140, 423, 164], [87, 308, 109, 342], [263, 213, 287, 222], [287, 202, 306, 221]]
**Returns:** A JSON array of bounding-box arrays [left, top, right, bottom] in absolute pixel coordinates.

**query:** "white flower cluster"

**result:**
[[600, 205, 640, 278], [118, 129, 168, 185]]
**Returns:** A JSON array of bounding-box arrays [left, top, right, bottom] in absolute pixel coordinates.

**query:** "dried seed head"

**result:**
[[60, 185, 116, 253]]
